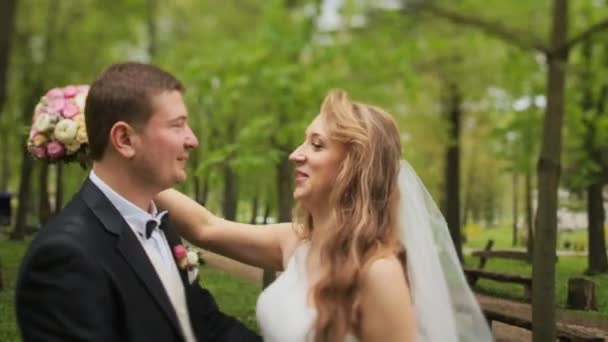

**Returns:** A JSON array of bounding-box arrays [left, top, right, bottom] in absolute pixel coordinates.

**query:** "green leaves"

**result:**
[[5, 0, 608, 221]]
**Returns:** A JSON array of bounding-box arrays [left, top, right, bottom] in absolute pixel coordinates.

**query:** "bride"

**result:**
[[156, 89, 492, 341]]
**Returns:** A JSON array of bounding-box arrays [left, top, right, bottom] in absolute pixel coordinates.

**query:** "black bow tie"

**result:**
[[145, 213, 169, 239]]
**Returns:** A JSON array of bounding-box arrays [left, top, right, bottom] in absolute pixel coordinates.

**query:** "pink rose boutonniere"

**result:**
[[173, 245, 200, 271]]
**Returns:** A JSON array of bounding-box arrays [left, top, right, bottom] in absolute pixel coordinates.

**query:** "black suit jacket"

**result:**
[[16, 179, 261, 342]]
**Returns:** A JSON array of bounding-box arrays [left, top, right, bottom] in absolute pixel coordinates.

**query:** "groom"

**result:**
[[16, 62, 260, 341]]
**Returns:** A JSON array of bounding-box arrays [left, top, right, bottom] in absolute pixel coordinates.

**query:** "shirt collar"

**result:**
[[89, 170, 167, 238]]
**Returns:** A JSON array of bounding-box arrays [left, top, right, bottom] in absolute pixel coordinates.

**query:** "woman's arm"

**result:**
[[357, 256, 415, 342], [156, 189, 298, 271]]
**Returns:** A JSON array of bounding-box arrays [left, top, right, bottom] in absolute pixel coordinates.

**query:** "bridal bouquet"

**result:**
[[27, 85, 89, 163]]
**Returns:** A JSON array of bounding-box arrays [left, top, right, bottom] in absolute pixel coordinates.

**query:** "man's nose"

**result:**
[[185, 126, 199, 149]]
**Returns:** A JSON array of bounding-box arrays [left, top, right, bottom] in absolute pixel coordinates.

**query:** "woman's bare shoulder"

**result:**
[[277, 223, 304, 269]]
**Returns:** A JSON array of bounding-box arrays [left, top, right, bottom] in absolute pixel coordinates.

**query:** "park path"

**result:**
[[200, 250, 608, 341]]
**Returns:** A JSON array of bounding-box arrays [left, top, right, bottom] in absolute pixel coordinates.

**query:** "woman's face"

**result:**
[[289, 115, 346, 208]]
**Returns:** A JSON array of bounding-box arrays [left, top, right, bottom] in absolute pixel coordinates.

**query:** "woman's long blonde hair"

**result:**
[[295, 89, 403, 341]]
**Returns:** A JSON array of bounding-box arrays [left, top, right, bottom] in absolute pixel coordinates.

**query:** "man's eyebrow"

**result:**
[[168, 115, 187, 122]]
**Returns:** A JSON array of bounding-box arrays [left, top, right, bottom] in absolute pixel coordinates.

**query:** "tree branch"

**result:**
[[409, 2, 549, 54], [555, 18, 608, 56]]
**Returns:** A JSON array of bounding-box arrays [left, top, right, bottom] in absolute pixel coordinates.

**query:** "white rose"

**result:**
[[74, 114, 85, 124], [75, 126, 88, 144], [74, 93, 87, 110], [65, 140, 81, 154], [35, 114, 56, 132], [54, 119, 79, 144], [187, 251, 199, 265], [34, 103, 45, 117]]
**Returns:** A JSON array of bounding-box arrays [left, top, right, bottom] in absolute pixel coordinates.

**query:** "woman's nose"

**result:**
[[289, 145, 306, 162]]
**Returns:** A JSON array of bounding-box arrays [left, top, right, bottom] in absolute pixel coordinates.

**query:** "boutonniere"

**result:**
[[173, 244, 200, 271]]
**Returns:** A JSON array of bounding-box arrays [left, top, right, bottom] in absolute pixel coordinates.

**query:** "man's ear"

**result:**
[[109, 121, 137, 159]]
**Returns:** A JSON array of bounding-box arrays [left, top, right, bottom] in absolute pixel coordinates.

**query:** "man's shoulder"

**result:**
[[20, 200, 114, 279], [44, 196, 93, 232], [32, 193, 107, 250]]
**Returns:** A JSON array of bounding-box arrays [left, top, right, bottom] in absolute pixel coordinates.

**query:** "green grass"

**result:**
[[0, 239, 25, 342], [198, 266, 260, 332], [0, 237, 260, 342]]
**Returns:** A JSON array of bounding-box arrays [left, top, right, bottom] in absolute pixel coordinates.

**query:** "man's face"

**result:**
[[131, 90, 198, 191]]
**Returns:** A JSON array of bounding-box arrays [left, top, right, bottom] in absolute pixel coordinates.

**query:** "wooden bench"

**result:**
[[482, 306, 606, 341], [472, 249, 530, 262], [465, 239, 533, 300]]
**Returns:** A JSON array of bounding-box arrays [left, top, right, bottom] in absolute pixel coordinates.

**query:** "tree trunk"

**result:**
[[0, 0, 18, 116], [579, 34, 608, 275], [199, 176, 209, 205], [263, 200, 271, 224], [444, 82, 463, 261], [222, 162, 238, 221], [471, 199, 481, 223], [483, 190, 496, 228], [263, 150, 294, 289], [11, 150, 34, 240], [250, 194, 259, 224], [525, 170, 534, 258], [0, 127, 8, 191], [193, 176, 200, 204], [586, 183, 608, 274], [532, 1, 567, 340], [12, 0, 59, 239], [12, 78, 45, 239], [461, 158, 475, 227], [54, 163, 63, 212], [277, 151, 293, 223], [512, 171, 519, 247], [39, 162, 51, 225]]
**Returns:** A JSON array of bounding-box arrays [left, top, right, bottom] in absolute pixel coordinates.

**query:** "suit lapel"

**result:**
[[162, 221, 189, 286], [79, 179, 183, 335]]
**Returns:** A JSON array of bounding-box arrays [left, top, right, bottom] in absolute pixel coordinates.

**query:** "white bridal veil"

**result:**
[[398, 161, 493, 341]]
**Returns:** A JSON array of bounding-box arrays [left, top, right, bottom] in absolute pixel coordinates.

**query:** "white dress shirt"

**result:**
[[89, 171, 197, 342]]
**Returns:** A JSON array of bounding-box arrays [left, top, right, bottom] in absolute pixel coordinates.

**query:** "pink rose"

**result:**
[[46, 88, 63, 99], [49, 98, 66, 114], [34, 146, 47, 159], [173, 245, 187, 259], [62, 102, 79, 118], [46, 141, 65, 159], [77, 85, 90, 92], [63, 86, 78, 98]]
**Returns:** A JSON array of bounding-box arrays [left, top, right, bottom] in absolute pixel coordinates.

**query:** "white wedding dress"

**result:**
[[256, 243, 358, 342]]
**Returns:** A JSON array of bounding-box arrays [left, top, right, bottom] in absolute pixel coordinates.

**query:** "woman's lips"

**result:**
[[295, 170, 308, 184]]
